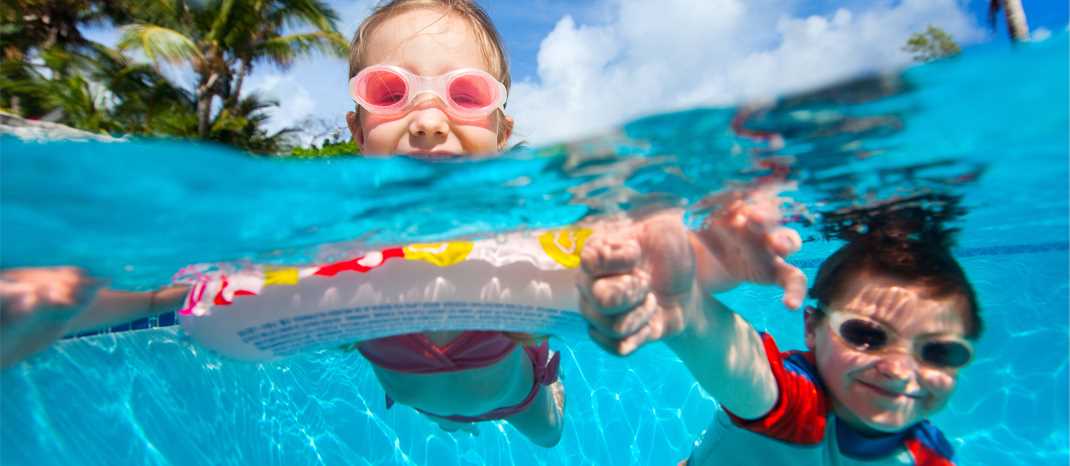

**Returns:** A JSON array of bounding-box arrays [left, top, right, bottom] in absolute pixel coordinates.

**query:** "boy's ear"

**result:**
[[346, 111, 364, 146], [498, 113, 514, 151], [803, 310, 819, 351]]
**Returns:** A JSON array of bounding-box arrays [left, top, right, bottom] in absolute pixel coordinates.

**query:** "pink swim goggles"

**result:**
[[349, 65, 508, 120]]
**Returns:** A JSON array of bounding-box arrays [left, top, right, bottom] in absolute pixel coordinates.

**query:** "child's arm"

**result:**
[[68, 286, 189, 332], [0, 267, 188, 367], [578, 190, 806, 418]]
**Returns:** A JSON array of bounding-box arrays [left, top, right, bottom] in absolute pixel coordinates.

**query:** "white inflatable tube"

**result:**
[[175, 229, 590, 361]]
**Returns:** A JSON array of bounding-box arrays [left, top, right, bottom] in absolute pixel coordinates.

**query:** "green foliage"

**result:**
[[0, 44, 174, 134], [289, 140, 359, 158], [903, 25, 962, 63], [1, 0, 346, 154], [116, 0, 348, 138]]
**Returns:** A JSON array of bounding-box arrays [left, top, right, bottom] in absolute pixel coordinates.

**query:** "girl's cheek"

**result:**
[[450, 115, 497, 132], [362, 114, 402, 131]]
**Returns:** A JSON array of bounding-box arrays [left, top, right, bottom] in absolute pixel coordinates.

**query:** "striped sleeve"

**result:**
[[724, 333, 830, 444]]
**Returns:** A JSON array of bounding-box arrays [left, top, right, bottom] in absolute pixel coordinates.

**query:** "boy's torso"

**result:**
[[688, 409, 925, 466]]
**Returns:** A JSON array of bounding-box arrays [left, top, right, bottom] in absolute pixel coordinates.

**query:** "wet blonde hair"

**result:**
[[349, 0, 510, 91], [347, 0, 513, 144]]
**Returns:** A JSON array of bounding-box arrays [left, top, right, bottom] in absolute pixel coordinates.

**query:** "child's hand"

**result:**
[[693, 187, 807, 309], [0, 267, 101, 367], [578, 188, 807, 357], [578, 212, 702, 356]]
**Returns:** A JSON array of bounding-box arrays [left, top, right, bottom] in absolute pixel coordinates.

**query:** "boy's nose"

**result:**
[[874, 352, 917, 381]]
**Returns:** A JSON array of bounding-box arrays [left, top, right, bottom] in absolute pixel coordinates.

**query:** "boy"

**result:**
[[578, 189, 976, 465]]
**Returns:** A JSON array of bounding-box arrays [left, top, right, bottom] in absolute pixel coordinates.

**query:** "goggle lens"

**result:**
[[448, 73, 496, 110], [363, 69, 408, 107], [352, 66, 505, 118], [838, 319, 889, 351], [829, 312, 973, 369], [919, 340, 972, 368]]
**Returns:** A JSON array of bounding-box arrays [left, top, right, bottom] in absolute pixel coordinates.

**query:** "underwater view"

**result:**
[[1, 22, 1068, 466]]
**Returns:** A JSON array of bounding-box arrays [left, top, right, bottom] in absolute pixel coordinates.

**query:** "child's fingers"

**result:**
[[587, 322, 653, 357], [45, 283, 77, 307], [587, 326, 625, 356], [45, 273, 101, 314], [773, 257, 807, 309], [766, 227, 802, 257], [577, 271, 650, 316], [580, 234, 642, 278], [0, 283, 38, 314], [580, 292, 657, 338]]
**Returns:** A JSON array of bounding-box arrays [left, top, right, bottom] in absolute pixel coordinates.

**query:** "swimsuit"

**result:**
[[682, 334, 956, 466], [357, 331, 560, 422]]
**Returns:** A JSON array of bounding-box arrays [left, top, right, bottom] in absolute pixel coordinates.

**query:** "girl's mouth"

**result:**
[[407, 150, 459, 157]]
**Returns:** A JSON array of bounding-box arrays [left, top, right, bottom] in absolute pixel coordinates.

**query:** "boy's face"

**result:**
[[346, 8, 511, 157], [805, 271, 970, 434]]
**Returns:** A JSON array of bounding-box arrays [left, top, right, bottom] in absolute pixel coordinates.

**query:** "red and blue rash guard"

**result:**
[[685, 334, 956, 466]]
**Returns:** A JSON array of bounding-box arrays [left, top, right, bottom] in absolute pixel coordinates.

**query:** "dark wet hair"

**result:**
[[809, 193, 982, 339]]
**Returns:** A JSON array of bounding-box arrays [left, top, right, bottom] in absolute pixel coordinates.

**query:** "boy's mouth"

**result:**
[[856, 380, 925, 400]]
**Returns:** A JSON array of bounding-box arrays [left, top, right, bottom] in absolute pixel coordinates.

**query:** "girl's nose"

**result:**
[[408, 106, 449, 140]]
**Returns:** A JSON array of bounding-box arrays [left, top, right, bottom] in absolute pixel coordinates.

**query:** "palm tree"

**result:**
[[1, 0, 134, 60], [988, 0, 1030, 42], [223, 0, 348, 110], [0, 41, 193, 134], [117, 0, 346, 138], [211, 92, 301, 153], [0, 50, 119, 131], [1, 0, 137, 113]]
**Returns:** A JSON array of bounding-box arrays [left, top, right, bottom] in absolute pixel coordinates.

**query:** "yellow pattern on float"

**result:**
[[539, 228, 592, 269], [403, 241, 475, 267], [263, 267, 300, 286]]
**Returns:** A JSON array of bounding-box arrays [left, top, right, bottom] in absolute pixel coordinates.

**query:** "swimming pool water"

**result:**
[[1, 36, 1067, 465]]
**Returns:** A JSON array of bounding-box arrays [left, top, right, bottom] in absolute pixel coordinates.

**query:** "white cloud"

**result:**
[[509, 0, 985, 145], [249, 74, 316, 135], [239, 0, 378, 143]]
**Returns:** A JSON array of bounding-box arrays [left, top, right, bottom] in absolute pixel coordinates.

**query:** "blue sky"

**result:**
[[85, 0, 1068, 145]]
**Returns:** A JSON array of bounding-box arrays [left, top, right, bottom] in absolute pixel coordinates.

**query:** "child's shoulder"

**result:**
[[726, 332, 830, 445], [757, 332, 825, 391]]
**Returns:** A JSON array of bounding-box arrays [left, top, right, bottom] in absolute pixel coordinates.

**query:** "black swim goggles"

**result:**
[[808, 306, 973, 369]]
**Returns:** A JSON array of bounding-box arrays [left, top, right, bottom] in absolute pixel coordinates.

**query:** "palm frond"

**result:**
[[118, 23, 202, 65], [255, 31, 346, 67], [268, 0, 341, 34], [207, 0, 239, 44]]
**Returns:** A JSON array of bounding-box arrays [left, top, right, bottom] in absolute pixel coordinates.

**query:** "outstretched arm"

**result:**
[[0, 267, 188, 368], [577, 188, 806, 418]]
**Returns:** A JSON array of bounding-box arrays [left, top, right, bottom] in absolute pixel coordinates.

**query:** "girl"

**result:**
[[0, 0, 565, 447], [338, 0, 562, 445], [578, 189, 976, 465]]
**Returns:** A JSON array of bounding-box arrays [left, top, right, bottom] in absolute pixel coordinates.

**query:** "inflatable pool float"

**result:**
[[174, 228, 590, 361]]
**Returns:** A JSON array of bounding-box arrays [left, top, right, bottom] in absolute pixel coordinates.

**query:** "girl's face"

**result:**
[[805, 271, 970, 434], [346, 8, 511, 157]]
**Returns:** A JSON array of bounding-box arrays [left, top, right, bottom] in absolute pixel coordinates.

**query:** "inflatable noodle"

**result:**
[[175, 228, 592, 361]]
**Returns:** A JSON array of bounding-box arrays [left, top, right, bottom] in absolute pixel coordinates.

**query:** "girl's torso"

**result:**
[[362, 331, 535, 417]]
